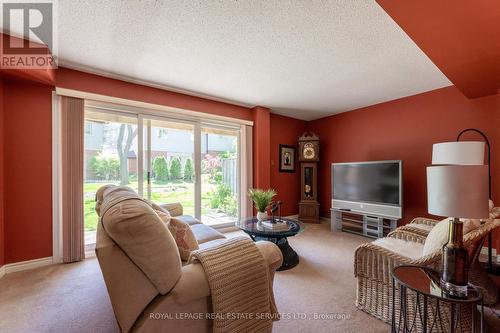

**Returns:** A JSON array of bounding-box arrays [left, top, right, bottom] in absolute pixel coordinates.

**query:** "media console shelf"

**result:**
[[330, 208, 398, 239]]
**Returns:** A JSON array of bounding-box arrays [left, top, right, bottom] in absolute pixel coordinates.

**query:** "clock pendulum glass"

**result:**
[[304, 167, 313, 198]]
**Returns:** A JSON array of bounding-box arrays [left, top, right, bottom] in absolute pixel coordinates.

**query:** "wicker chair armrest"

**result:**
[[354, 242, 441, 282], [409, 217, 439, 226], [354, 243, 413, 282], [387, 230, 426, 244], [465, 219, 500, 242]]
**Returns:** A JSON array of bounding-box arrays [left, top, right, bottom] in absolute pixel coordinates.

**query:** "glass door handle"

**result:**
[[147, 171, 151, 185]]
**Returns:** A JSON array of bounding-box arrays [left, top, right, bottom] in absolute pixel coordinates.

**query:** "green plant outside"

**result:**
[[210, 183, 237, 216], [169, 157, 182, 180], [90, 153, 120, 180], [183, 158, 194, 181], [152, 156, 169, 182], [85, 152, 239, 232], [84, 175, 231, 231]]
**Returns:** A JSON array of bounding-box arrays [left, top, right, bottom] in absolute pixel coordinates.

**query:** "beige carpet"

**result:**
[[0, 222, 498, 333], [270, 223, 389, 333]]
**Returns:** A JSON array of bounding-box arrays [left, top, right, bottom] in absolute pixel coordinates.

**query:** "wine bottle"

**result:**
[[440, 218, 468, 298]]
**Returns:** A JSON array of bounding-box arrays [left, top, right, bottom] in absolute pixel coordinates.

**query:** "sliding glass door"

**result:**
[[84, 109, 242, 246], [142, 117, 196, 216], [141, 117, 241, 227], [200, 126, 240, 226], [83, 110, 138, 246]]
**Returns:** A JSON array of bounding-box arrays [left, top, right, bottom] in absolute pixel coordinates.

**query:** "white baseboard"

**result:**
[[0, 257, 53, 278]]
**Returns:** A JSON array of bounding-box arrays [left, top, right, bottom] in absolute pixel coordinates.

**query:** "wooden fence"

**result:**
[[221, 158, 237, 195]]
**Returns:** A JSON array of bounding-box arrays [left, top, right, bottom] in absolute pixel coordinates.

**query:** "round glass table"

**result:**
[[391, 265, 483, 333], [235, 217, 303, 271]]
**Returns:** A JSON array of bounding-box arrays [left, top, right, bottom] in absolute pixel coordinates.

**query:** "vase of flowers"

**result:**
[[248, 188, 277, 221]]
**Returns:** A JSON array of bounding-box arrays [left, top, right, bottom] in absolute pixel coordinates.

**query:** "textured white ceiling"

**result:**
[[53, 0, 450, 120]]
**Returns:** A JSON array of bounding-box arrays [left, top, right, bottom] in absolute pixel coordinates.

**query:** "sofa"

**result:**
[[94, 185, 283, 333]]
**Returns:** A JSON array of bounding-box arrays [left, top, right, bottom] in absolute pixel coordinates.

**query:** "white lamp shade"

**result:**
[[427, 165, 489, 218], [432, 141, 485, 165]]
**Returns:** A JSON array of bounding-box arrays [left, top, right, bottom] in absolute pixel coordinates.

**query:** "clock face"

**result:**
[[303, 143, 315, 159]]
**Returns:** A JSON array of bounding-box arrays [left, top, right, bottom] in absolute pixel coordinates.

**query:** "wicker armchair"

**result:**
[[393, 217, 499, 305], [392, 217, 439, 238], [354, 218, 500, 331]]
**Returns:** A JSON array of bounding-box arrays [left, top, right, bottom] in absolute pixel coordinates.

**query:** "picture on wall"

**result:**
[[279, 144, 296, 172]]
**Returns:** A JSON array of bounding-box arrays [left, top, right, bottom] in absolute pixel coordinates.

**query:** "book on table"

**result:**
[[261, 220, 289, 231]]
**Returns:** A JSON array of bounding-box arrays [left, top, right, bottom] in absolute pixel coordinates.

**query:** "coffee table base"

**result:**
[[276, 238, 299, 271], [252, 236, 299, 271]]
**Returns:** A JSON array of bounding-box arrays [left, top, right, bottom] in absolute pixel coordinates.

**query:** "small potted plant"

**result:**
[[248, 188, 277, 221]]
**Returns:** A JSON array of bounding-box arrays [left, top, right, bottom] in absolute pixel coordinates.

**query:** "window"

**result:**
[[84, 122, 93, 135], [83, 111, 138, 246], [145, 118, 195, 216], [83, 105, 247, 247], [201, 126, 239, 226]]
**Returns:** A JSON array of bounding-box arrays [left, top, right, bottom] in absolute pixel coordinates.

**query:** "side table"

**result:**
[[391, 265, 484, 333]]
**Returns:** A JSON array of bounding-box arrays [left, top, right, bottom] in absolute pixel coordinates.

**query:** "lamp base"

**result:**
[[440, 279, 468, 298]]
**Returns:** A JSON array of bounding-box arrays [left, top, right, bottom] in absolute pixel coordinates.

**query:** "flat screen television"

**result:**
[[332, 160, 403, 219]]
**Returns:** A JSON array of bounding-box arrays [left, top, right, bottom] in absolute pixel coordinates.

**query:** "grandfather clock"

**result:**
[[298, 132, 320, 223]]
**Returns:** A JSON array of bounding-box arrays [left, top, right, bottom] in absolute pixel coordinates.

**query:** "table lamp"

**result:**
[[432, 129, 499, 276], [427, 164, 489, 297]]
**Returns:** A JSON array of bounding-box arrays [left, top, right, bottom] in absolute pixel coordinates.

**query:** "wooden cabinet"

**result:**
[[299, 201, 320, 223]]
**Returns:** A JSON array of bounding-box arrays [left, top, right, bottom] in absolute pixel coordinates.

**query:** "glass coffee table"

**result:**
[[236, 217, 303, 271]]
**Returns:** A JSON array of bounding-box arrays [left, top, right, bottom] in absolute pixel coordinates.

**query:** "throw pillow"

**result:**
[[422, 218, 481, 256], [422, 218, 449, 256], [422, 200, 497, 257], [167, 217, 199, 261]]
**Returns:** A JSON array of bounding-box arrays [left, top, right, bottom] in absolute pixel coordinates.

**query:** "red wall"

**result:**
[[56, 68, 253, 122], [0, 76, 4, 266], [252, 106, 271, 190], [376, 0, 500, 99], [3, 78, 53, 263], [308, 86, 500, 250], [0, 33, 56, 87], [0, 68, 294, 264], [6, 62, 498, 262], [270, 114, 307, 216]]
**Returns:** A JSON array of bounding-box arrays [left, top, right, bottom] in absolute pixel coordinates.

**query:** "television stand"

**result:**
[[330, 208, 398, 239]]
